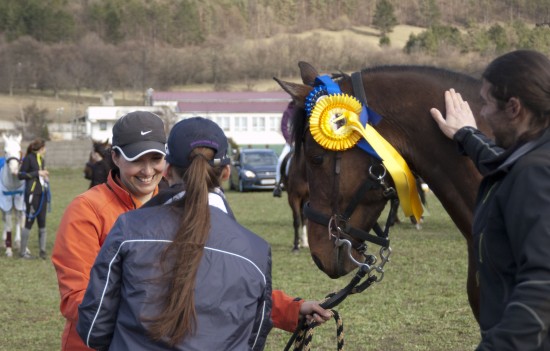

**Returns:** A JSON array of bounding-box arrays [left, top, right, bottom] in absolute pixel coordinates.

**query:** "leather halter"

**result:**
[[302, 153, 399, 250], [5, 156, 21, 165], [302, 72, 399, 254]]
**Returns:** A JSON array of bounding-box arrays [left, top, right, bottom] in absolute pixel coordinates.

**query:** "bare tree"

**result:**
[[16, 103, 50, 141]]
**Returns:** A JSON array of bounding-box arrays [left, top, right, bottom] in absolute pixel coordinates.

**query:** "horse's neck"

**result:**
[[1, 162, 23, 191], [414, 154, 480, 238], [375, 119, 480, 238]]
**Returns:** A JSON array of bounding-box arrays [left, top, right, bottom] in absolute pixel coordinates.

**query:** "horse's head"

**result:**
[[275, 63, 396, 278], [92, 139, 111, 158], [276, 62, 489, 281], [2, 134, 22, 176]]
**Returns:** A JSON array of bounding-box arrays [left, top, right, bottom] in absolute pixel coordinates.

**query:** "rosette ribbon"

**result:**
[[307, 76, 423, 222]]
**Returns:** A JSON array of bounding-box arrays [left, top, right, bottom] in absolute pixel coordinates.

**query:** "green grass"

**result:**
[[0, 169, 480, 350]]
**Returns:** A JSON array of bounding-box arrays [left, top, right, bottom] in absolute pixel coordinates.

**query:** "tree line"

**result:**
[[1, 0, 549, 44], [0, 0, 549, 97]]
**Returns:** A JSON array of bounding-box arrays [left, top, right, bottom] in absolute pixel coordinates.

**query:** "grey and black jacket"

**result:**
[[455, 127, 550, 351], [77, 189, 272, 350]]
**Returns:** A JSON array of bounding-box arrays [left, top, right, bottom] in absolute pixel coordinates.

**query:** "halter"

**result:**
[[4, 137, 23, 168], [5, 156, 21, 165], [302, 71, 399, 276], [1, 143, 24, 196]]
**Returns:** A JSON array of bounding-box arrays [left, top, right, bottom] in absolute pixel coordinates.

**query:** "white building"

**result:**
[[78, 91, 292, 148], [80, 105, 172, 142], [152, 91, 291, 148]]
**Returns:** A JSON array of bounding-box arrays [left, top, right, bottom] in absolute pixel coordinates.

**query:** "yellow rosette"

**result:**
[[309, 94, 423, 221]]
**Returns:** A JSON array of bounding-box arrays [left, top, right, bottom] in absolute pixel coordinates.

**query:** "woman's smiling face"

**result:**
[[112, 151, 165, 203]]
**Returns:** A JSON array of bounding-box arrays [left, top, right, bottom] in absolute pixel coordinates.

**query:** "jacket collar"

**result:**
[[106, 170, 159, 210], [484, 128, 550, 176], [145, 183, 236, 220]]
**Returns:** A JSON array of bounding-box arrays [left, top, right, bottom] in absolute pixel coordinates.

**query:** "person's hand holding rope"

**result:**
[[299, 301, 332, 325]]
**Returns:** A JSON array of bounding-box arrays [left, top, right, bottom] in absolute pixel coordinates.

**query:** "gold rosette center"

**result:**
[[309, 94, 365, 151]]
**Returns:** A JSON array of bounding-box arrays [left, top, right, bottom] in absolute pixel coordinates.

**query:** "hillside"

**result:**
[[0, 24, 429, 124]]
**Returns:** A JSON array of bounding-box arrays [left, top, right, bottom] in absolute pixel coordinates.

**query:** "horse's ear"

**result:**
[[16, 134, 22, 143], [2, 134, 6, 143], [273, 78, 312, 108], [298, 61, 319, 86]]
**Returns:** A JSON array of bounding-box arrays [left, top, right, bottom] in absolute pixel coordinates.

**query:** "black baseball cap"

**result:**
[[166, 117, 230, 169], [112, 111, 167, 161]]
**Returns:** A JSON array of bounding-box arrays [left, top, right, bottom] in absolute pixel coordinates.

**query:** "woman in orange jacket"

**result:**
[[52, 111, 329, 351]]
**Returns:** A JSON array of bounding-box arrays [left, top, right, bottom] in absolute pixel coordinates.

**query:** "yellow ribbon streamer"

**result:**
[[309, 94, 423, 222]]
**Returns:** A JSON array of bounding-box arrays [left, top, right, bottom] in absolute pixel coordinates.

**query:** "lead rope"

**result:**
[[289, 309, 344, 351], [284, 267, 378, 351]]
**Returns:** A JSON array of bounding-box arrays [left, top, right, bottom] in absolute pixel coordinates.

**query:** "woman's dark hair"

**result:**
[[106, 146, 118, 171], [26, 138, 46, 155], [147, 147, 225, 346], [483, 50, 550, 135]]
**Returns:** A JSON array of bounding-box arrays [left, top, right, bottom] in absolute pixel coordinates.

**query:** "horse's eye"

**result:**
[[311, 155, 324, 165]]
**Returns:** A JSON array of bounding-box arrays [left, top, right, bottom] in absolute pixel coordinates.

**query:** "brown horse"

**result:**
[[275, 62, 493, 321], [280, 148, 309, 252]]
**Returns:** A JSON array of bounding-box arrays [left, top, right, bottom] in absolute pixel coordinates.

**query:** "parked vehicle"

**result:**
[[229, 148, 278, 192]]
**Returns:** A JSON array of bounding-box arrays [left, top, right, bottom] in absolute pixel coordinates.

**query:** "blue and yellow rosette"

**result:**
[[309, 93, 423, 222]]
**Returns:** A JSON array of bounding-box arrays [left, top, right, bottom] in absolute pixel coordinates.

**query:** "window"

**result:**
[[214, 116, 230, 131], [252, 117, 265, 131], [268, 116, 279, 131], [99, 121, 107, 131], [235, 116, 248, 132]]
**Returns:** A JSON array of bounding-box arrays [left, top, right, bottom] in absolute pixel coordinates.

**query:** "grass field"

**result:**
[[0, 168, 480, 350]]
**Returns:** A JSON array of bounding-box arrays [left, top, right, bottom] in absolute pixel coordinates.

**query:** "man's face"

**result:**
[[480, 79, 516, 148]]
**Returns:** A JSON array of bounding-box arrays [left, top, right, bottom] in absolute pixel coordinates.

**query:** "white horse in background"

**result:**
[[0, 134, 26, 257]]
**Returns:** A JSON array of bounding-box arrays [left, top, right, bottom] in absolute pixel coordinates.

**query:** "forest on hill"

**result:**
[[0, 0, 550, 97]]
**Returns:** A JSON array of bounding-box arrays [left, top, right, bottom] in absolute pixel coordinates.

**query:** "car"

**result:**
[[229, 148, 278, 192]]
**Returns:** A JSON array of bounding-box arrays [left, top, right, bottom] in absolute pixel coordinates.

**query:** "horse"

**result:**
[[84, 139, 111, 188], [275, 62, 491, 322], [280, 148, 309, 252], [0, 134, 26, 257]]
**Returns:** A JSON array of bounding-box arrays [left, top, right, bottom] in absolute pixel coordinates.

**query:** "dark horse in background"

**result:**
[[275, 62, 492, 321], [280, 148, 309, 252], [84, 139, 111, 188]]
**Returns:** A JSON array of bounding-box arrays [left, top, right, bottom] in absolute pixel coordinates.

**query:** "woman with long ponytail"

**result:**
[[77, 117, 273, 350]]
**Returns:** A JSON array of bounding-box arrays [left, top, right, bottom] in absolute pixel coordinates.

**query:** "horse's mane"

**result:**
[[361, 65, 480, 85]]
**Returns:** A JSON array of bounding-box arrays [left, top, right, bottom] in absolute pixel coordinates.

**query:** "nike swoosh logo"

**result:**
[[141, 130, 152, 135]]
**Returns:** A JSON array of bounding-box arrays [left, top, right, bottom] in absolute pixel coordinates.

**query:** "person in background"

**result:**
[[430, 49, 550, 350], [84, 140, 111, 188], [273, 101, 295, 197], [77, 116, 272, 350], [18, 138, 49, 260], [54, 112, 330, 351]]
